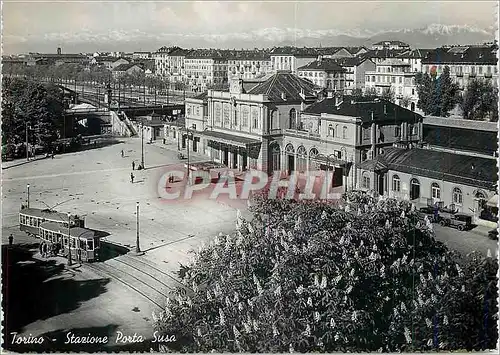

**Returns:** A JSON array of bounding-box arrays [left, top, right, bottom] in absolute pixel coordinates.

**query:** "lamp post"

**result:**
[[26, 184, 30, 208], [136, 202, 141, 253], [186, 124, 195, 184], [25, 122, 29, 161], [141, 119, 145, 169], [67, 212, 73, 266]]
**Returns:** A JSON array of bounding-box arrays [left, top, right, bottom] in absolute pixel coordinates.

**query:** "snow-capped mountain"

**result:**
[[5, 24, 495, 54]]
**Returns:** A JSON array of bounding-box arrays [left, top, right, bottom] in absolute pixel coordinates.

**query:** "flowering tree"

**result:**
[[153, 192, 498, 352]]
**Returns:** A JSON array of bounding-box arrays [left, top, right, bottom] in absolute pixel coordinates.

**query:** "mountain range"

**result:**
[[6, 24, 496, 54]]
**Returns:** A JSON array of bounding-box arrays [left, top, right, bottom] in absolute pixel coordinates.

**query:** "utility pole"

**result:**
[[141, 119, 145, 168], [143, 77, 146, 107], [67, 212, 73, 266], [136, 202, 141, 253], [25, 122, 29, 161], [26, 184, 30, 208]]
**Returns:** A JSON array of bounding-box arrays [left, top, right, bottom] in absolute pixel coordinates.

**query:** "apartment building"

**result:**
[[361, 48, 411, 64], [297, 58, 346, 91], [227, 50, 272, 80], [364, 59, 418, 111], [421, 44, 498, 90], [396, 48, 433, 72], [372, 41, 411, 51], [270, 47, 318, 73], [184, 49, 228, 92], [153, 46, 190, 84], [332, 57, 376, 94]]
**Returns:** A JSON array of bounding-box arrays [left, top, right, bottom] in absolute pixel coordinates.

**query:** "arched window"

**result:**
[[285, 143, 295, 154], [328, 124, 334, 136], [309, 148, 319, 170], [296, 146, 307, 172], [342, 126, 348, 139], [289, 109, 297, 129], [410, 178, 420, 200], [475, 190, 486, 200], [392, 174, 401, 192], [309, 148, 319, 157], [453, 187, 463, 204], [362, 172, 371, 189], [431, 182, 441, 199]]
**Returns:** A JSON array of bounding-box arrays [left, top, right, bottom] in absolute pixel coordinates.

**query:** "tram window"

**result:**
[[88, 241, 94, 250]]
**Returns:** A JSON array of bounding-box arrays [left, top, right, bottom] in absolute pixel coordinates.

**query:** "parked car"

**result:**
[[439, 213, 473, 231], [419, 206, 438, 222], [488, 229, 498, 240]]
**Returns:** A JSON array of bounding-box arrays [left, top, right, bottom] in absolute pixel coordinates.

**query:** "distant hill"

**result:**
[[4, 24, 495, 54]]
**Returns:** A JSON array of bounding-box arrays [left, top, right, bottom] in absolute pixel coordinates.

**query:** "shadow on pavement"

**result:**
[[2, 243, 110, 352], [98, 241, 130, 262]]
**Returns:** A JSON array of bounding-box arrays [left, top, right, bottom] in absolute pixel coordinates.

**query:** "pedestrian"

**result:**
[[132, 161, 135, 170], [42, 243, 48, 258], [121, 149, 124, 158], [8, 234, 13, 246], [217, 172, 221, 180], [163, 138, 166, 145], [39, 242, 44, 256], [130, 172, 134, 183], [51, 151, 55, 159]]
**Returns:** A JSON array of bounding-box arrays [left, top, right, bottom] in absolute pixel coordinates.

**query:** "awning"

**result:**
[[202, 130, 261, 149], [486, 194, 498, 208]]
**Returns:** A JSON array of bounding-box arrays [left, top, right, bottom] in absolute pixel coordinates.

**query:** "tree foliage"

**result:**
[[153, 192, 498, 352], [460, 78, 498, 122], [1, 78, 64, 148], [415, 66, 460, 117], [381, 87, 396, 103]]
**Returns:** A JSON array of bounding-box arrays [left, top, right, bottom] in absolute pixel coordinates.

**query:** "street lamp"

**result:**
[[186, 124, 195, 184], [25, 122, 29, 161], [67, 212, 73, 266], [141, 118, 145, 169], [26, 184, 30, 208], [136, 202, 141, 253]]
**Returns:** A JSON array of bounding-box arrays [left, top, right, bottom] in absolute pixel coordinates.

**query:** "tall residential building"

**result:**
[[371, 41, 411, 51], [331, 57, 376, 94], [396, 48, 433, 73], [270, 47, 319, 73], [364, 59, 418, 111], [421, 44, 498, 90], [297, 58, 346, 91], [184, 49, 228, 92], [226, 49, 272, 80], [153, 46, 190, 83]]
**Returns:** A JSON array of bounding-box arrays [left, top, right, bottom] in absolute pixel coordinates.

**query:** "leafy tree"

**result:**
[[364, 86, 377, 96], [2, 78, 64, 149], [415, 66, 459, 117], [381, 87, 395, 103], [399, 96, 411, 109], [153, 192, 498, 352], [460, 78, 498, 122]]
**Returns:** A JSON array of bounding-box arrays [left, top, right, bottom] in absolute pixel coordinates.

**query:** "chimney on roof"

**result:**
[[57, 47, 62, 55], [335, 94, 343, 108]]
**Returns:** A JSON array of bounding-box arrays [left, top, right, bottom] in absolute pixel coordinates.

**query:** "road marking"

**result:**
[[3, 167, 131, 181]]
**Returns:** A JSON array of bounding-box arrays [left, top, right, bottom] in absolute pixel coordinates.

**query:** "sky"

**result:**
[[2, 0, 497, 54]]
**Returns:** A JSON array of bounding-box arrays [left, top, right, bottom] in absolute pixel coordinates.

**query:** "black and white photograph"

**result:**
[[1, 0, 499, 352]]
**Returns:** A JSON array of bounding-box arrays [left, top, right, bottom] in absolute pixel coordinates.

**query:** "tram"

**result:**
[[19, 207, 101, 262]]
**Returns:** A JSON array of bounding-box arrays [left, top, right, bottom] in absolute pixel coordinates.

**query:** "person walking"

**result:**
[[8, 234, 13, 246], [132, 161, 135, 170], [121, 149, 124, 158], [39, 242, 44, 256], [130, 172, 135, 183]]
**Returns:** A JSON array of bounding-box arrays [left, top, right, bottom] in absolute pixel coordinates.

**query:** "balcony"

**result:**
[[375, 82, 391, 87], [268, 128, 283, 135], [285, 128, 320, 139], [456, 73, 463, 77], [485, 72, 493, 78], [469, 72, 477, 78]]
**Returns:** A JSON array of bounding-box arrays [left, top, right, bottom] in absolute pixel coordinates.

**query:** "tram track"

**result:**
[[117, 255, 189, 291], [84, 261, 169, 309]]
